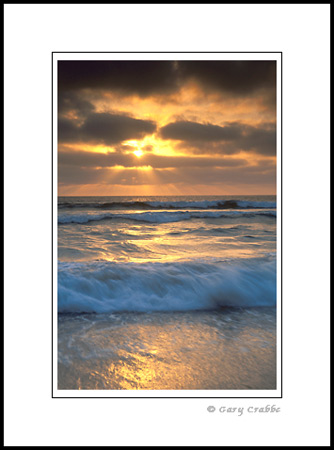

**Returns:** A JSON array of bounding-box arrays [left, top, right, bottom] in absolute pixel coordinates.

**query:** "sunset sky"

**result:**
[[58, 60, 276, 196]]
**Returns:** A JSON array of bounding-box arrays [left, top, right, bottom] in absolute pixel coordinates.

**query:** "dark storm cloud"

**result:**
[[238, 124, 276, 156], [81, 113, 156, 144], [160, 121, 242, 142], [58, 61, 179, 96], [58, 149, 134, 167], [58, 117, 80, 142], [58, 112, 156, 145], [160, 120, 276, 156], [177, 60, 276, 96], [58, 91, 95, 117], [58, 60, 276, 98], [58, 148, 248, 169]]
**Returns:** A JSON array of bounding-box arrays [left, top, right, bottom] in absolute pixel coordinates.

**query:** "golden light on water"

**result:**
[[58, 313, 277, 390]]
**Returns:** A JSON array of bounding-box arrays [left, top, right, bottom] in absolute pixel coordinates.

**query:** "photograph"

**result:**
[[55, 55, 279, 392]]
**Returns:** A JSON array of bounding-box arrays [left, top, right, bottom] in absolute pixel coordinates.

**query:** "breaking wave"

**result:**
[[58, 258, 276, 313], [58, 210, 276, 225]]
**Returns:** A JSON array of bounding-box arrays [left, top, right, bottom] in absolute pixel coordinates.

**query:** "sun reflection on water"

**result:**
[[58, 310, 276, 390]]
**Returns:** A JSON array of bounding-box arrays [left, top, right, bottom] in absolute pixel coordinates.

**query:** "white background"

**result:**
[[4, 4, 330, 446]]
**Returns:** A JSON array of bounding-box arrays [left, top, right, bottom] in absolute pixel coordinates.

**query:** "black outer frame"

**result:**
[[52, 51, 283, 399]]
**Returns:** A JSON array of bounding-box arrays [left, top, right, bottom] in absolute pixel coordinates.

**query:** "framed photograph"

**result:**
[[5, 4, 330, 447], [53, 52, 282, 398]]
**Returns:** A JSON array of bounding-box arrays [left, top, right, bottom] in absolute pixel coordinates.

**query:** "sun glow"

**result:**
[[133, 149, 143, 158]]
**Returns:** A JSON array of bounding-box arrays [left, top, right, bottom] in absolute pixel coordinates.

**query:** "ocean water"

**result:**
[[58, 195, 277, 390]]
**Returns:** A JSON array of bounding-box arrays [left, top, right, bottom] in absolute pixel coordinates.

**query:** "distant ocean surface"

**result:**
[[58, 195, 277, 390]]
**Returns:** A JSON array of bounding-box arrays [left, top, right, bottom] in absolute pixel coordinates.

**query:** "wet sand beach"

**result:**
[[58, 307, 276, 390]]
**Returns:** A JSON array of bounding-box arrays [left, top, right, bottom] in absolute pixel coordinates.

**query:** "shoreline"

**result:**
[[58, 308, 276, 390]]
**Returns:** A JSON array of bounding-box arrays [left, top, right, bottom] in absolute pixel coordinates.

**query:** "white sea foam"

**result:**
[[58, 209, 276, 225], [58, 258, 276, 313], [148, 200, 276, 209]]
